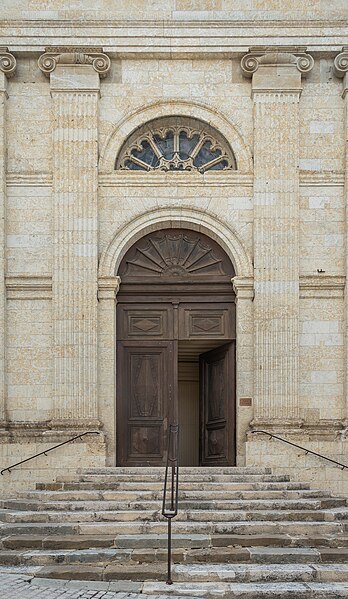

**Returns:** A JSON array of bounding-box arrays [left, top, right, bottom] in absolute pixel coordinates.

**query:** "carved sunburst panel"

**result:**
[[118, 229, 235, 279], [115, 116, 237, 173]]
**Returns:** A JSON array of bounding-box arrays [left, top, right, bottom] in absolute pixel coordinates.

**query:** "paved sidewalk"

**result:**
[[0, 568, 189, 599]]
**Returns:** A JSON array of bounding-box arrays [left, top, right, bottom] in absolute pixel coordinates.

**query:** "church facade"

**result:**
[[0, 2, 348, 496]]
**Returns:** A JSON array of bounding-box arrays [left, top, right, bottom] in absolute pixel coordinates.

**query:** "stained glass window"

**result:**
[[116, 117, 236, 173]]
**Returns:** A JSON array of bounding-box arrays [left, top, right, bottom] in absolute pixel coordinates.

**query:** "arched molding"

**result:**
[[99, 100, 253, 174], [98, 207, 253, 279]]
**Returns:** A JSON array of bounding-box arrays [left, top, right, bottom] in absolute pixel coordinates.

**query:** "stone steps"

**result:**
[[36, 481, 311, 491], [79, 467, 273, 475], [1, 520, 346, 537], [19, 488, 329, 501], [3, 532, 348, 551], [141, 581, 348, 598], [4, 498, 344, 512], [1, 508, 348, 524], [2, 546, 348, 568], [1, 466, 348, 598], [27, 561, 348, 583], [75, 474, 291, 484]]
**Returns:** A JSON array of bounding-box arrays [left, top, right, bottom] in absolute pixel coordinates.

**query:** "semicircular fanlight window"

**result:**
[[116, 116, 236, 173]]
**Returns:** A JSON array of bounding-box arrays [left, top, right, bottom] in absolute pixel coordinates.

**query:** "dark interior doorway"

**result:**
[[116, 228, 236, 467]]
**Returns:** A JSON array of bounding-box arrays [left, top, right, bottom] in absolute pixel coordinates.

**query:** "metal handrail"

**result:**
[[1, 431, 100, 475], [251, 429, 348, 470], [162, 423, 179, 585]]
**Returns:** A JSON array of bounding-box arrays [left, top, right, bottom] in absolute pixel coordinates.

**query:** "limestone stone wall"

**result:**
[[0, 2, 348, 495]]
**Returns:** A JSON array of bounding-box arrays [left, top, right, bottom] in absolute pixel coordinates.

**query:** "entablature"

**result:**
[[0, 20, 347, 57]]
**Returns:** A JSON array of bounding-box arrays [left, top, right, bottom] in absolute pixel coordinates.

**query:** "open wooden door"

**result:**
[[116, 340, 177, 466], [199, 342, 236, 466]]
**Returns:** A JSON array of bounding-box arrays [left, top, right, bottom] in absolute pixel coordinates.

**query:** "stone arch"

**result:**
[[99, 100, 253, 174], [98, 207, 253, 279]]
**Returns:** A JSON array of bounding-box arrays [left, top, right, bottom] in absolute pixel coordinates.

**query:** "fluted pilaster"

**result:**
[[39, 49, 110, 425], [334, 48, 348, 422], [0, 48, 16, 424], [242, 47, 313, 427]]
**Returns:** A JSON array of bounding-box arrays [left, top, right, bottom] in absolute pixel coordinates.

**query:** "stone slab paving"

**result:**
[[0, 567, 194, 599]]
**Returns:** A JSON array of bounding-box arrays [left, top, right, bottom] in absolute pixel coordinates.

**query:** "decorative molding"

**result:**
[[0, 420, 104, 443], [98, 206, 254, 279], [6, 276, 52, 300], [119, 230, 233, 279], [0, 47, 16, 78], [98, 275, 121, 300], [249, 418, 304, 432], [38, 47, 111, 78], [4, 171, 344, 189], [0, 21, 346, 58], [299, 275, 345, 299], [248, 419, 345, 441], [299, 172, 344, 187], [333, 46, 348, 78], [6, 173, 52, 187], [232, 276, 254, 299], [1, 19, 347, 29], [5, 275, 342, 301], [241, 46, 314, 77], [99, 172, 253, 187]]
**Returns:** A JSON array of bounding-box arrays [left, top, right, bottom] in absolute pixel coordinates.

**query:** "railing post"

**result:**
[[162, 424, 179, 586]]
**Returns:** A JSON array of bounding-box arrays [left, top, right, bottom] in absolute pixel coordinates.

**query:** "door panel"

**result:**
[[200, 342, 236, 466], [117, 304, 173, 339], [179, 303, 235, 340], [117, 340, 176, 466]]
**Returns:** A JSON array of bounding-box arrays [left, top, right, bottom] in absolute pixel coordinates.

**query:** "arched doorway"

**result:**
[[116, 228, 236, 467]]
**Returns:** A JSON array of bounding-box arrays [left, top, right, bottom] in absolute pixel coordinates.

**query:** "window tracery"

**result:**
[[115, 117, 236, 173]]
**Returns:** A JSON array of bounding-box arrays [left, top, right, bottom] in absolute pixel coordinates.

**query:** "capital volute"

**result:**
[[38, 47, 111, 79], [333, 47, 348, 78], [241, 46, 314, 78], [0, 47, 16, 78]]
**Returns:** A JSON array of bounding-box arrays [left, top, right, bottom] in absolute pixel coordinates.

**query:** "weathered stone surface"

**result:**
[[0, 465, 348, 599], [0, 4, 347, 504]]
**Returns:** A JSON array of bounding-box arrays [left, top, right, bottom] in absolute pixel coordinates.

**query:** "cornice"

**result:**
[[299, 172, 345, 187], [0, 21, 347, 55], [6, 172, 52, 187], [5, 171, 344, 188], [232, 276, 254, 299], [98, 275, 121, 300], [299, 275, 345, 299], [0, 19, 347, 28], [6, 275, 52, 300], [98, 172, 253, 188]]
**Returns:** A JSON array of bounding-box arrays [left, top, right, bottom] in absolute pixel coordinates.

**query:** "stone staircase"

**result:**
[[1, 466, 348, 597]]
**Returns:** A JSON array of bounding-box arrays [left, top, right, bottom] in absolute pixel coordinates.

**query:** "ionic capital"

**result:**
[[333, 47, 348, 78], [38, 47, 111, 79], [0, 47, 16, 78], [241, 46, 314, 78]]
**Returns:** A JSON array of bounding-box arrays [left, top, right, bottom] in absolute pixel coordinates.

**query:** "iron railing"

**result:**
[[1, 431, 100, 475], [162, 423, 179, 585], [251, 430, 348, 470]]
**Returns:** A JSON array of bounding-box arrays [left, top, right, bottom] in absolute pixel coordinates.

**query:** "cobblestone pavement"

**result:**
[[0, 568, 187, 599]]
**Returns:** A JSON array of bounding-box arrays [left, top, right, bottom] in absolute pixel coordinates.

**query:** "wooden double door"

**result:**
[[116, 298, 236, 467]]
